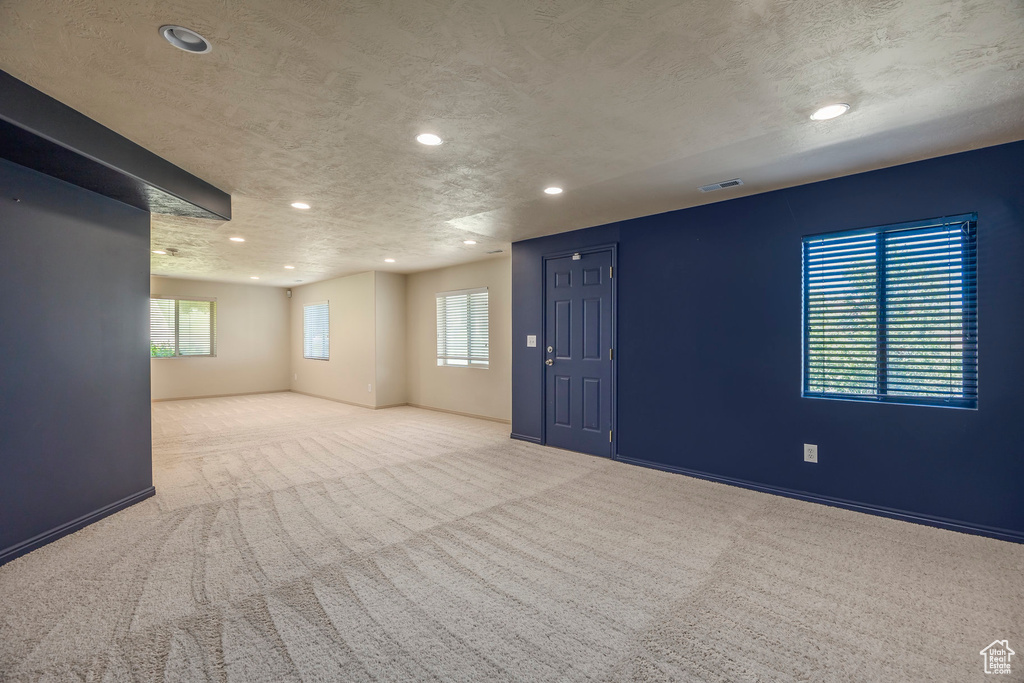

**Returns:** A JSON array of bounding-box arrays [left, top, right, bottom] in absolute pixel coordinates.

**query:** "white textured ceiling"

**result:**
[[1, 0, 1022, 285]]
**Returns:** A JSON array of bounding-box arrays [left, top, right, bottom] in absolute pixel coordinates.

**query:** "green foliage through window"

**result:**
[[150, 297, 216, 357]]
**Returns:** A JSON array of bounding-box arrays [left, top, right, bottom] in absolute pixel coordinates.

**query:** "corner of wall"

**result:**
[[150, 276, 291, 401], [374, 271, 408, 407], [403, 256, 512, 422]]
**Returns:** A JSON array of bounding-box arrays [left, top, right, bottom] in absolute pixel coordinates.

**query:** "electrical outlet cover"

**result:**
[[804, 444, 818, 463]]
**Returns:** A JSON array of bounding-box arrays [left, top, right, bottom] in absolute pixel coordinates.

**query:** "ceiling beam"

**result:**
[[0, 69, 230, 220]]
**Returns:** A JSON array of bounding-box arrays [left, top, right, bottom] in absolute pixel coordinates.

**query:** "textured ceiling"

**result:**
[[1, 0, 1022, 285]]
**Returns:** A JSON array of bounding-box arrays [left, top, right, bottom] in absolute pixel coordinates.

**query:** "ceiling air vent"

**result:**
[[698, 178, 744, 193], [486, 249, 504, 254]]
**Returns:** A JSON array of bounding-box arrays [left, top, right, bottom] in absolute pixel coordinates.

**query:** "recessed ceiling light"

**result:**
[[544, 187, 563, 195], [160, 25, 212, 54], [250, 276, 260, 280], [291, 202, 310, 210], [229, 237, 245, 242], [463, 240, 477, 245], [810, 103, 850, 121], [152, 250, 167, 255], [416, 133, 443, 146], [384, 258, 396, 263], [284, 265, 295, 269]]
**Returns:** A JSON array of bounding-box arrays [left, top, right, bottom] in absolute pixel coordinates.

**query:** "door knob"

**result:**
[[545, 359, 553, 366]]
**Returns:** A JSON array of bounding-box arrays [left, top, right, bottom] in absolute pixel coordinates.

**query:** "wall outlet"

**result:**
[[367, 383, 372, 393], [804, 444, 818, 463], [294, 373, 297, 381]]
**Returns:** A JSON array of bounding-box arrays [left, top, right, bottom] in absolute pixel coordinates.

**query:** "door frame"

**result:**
[[540, 243, 618, 457]]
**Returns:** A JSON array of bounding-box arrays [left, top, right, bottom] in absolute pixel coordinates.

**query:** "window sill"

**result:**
[[801, 393, 976, 410]]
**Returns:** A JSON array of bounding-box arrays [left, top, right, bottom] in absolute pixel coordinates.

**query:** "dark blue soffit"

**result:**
[[0, 70, 230, 220]]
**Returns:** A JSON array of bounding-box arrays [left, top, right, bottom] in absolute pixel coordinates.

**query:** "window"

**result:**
[[150, 297, 216, 357], [802, 213, 977, 408], [437, 287, 489, 368], [303, 301, 329, 360]]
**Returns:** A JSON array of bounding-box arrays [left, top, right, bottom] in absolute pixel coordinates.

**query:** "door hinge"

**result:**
[[609, 430, 613, 442], [609, 266, 613, 278], [609, 348, 614, 360]]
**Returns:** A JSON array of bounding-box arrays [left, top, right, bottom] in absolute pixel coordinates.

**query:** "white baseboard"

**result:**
[[152, 389, 289, 402], [406, 403, 511, 424]]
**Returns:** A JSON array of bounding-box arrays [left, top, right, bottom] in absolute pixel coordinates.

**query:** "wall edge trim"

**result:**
[[290, 390, 375, 410], [0, 70, 230, 219], [407, 403, 511, 424], [0, 486, 157, 567], [152, 389, 289, 402], [510, 432, 543, 444], [615, 455, 1024, 544]]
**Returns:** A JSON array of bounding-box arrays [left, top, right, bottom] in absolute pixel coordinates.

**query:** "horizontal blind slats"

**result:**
[[150, 298, 214, 357], [177, 300, 215, 356], [149, 299, 176, 357], [803, 213, 977, 407], [437, 289, 488, 367], [304, 302, 329, 360]]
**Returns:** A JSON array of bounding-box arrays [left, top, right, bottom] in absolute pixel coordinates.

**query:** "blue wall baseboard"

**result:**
[[512, 141, 1024, 540], [1, 158, 154, 566], [510, 433, 543, 444], [0, 486, 156, 566], [615, 455, 1024, 544]]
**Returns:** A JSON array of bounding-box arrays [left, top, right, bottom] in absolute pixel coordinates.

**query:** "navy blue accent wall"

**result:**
[[0, 158, 154, 564], [512, 141, 1024, 540]]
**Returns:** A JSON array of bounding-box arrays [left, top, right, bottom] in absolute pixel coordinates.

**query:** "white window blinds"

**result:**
[[150, 298, 176, 357], [304, 301, 329, 360], [150, 297, 216, 357], [803, 213, 977, 408], [437, 288, 489, 368]]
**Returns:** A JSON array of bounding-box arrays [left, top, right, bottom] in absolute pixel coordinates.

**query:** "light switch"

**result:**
[[527, 335, 537, 347]]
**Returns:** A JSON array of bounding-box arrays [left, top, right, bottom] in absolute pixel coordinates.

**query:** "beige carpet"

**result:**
[[1, 392, 1021, 682]]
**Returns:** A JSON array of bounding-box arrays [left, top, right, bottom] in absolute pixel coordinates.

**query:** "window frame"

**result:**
[[436, 287, 490, 369], [801, 213, 977, 409], [150, 295, 217, 359], [303, 301, 330, 361]]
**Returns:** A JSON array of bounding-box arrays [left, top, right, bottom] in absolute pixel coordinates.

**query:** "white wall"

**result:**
[[289, 271, 379, 407], [150, 276, 290, 400], [406, 256, 511, 422], [154, 259, 509, 418], [375, 271, 408, 408]]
